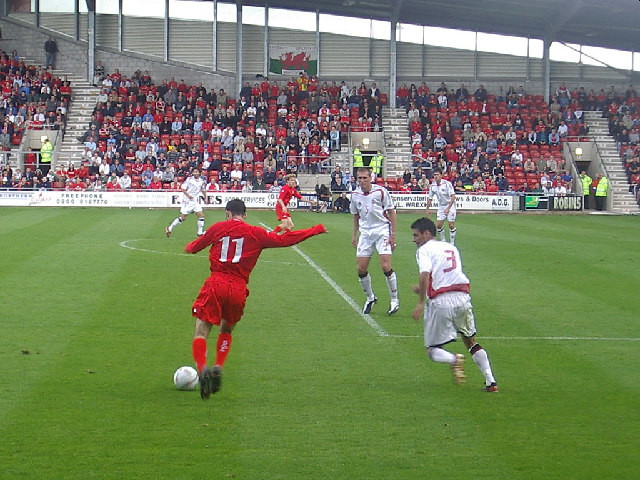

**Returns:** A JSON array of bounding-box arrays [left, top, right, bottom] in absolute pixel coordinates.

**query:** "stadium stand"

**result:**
[[0, 49, 70, 189], [37, 70, 388, 192]]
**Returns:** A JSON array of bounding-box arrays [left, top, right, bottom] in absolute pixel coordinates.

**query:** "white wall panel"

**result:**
[[123, 16, 164, 58], [397, 42, 422, 77], [477, 52, 528, 79], [169, 19, 213, 68], [96, 14, 119, 50], [216, 22, 237, 72], [242, 24, 265, 74], [320, 33, 370, 77], [423, 45, 475, 78], [371, 39, 390, 77]]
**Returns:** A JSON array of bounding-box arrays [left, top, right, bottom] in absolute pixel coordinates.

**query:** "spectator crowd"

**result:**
[[0, 50, 637, 207], [0, 48, 69, 152], [391, 81, 593, 195], [603, 84, 640, 205], [1, 69, 388, 191]]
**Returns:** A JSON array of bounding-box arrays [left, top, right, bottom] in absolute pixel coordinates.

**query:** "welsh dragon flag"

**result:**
[[269, 45, 318, 76]]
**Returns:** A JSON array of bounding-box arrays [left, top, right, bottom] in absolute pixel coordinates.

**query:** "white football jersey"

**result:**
[[428, 179, 455, 208], [350, 184, 395, 231], [416, 239, 470, 298], [182, 175, 206, 199]]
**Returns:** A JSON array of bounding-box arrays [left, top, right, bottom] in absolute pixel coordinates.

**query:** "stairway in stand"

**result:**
[[584, 111, 638, 213], [381, 107, 411, 180], [56, 72, 100, 167], [297, 145, 350, 191]]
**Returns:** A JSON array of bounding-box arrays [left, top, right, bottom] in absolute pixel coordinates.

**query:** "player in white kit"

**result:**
[[425, 169, 457, 244], [350, 167, 400, 315], [410, 217, 498, 392], [166, 168, 207, 237]]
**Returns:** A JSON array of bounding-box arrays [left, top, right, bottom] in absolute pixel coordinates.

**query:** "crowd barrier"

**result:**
[[0, 190, 584, 211]]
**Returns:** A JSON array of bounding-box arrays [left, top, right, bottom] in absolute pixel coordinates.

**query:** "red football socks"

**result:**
[[215, 333, 233, 367], [273, 225, 282, 233], [192, 337, 207, 373]]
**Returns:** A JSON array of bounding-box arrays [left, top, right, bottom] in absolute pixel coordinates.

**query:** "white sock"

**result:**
[[437, 228, 445, 241], [197, 217, 205, 235], [359, 273, 375, 300], [428, 347, 456, 364], [385, 271, 398, 303], [471, 345, 496, 385], [449, 228, 456, 245], [169, 216, 182, 231]]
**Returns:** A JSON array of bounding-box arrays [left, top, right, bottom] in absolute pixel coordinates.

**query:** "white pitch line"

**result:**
[[123, 234, 639, 344], [268, 229, 640, 343], [119, 239, 191, 256], [383, 335, 640, 341], [260, 223, 389, 337], [292, 244, 390, 337], [482, 336, 640, 341]]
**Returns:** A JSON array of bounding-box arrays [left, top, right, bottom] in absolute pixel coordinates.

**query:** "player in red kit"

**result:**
[[273, 174, 315, 233], [184, 198, 327, 399]]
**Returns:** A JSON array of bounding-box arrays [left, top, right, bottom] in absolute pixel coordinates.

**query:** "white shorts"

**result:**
[[436, 206, 457, 222], [423, 291, 476, 347], [180, 199, 203, 215], [356, 227, 392, 257]]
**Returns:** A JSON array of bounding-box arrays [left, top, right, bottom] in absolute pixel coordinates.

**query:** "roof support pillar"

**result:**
[[236, 1, 243, 97], [390, 21, 397, 109]]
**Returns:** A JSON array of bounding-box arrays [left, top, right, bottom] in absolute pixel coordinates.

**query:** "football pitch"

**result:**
[[1, 207, 638, 479]]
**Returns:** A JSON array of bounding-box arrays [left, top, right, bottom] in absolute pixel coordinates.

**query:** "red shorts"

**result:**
[[275, 204, 291, 220], [192, 275, 249, 326]]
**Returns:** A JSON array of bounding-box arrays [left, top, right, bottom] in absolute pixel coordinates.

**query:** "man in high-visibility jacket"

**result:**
[[40, 137, 53, 175], [352, 145, 363, 176], [579, 170, 593, 209], [369, 153, 383, 177], [594, 173, 608, 211]]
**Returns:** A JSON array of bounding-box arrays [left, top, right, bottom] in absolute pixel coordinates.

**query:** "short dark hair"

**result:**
[[433, 168, 442, 174], [226, 199, 246, 216], [411, 217, 436, 236]]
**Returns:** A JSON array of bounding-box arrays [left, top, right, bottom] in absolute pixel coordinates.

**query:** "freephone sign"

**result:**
[[0, 190, 318, 209]]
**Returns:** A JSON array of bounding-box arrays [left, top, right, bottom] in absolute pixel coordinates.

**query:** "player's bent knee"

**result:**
[[427, 347, 437, 362]]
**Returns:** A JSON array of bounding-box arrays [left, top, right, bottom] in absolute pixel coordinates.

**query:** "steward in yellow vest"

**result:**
[[352, 146, 363, 176], [594, 173, 608, 211], [579, 171, 592, 209], [40, 137, 53, 175]]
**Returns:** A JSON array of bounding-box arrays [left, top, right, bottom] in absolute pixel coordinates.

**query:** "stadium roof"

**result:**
[[205, 0, 640, 54]]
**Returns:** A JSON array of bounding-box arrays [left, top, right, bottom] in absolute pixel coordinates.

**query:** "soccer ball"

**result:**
[[173, 366, 199, 391]]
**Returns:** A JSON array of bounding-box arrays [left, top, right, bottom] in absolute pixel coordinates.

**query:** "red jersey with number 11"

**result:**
[[185, 218, 326, 284]]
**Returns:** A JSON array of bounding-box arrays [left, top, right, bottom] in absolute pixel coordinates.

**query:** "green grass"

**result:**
[[1, 208, 638, 479]]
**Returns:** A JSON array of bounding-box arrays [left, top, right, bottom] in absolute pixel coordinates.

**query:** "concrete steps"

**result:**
[[382, 107, 411, 179], [58, 76, 100, 166], [584, 111, 639, 214], [297, 174, 332, 191]]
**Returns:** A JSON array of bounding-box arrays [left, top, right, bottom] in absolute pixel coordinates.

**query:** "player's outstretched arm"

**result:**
[[185, 225, 217, 253], [264, 224, 327, 248]]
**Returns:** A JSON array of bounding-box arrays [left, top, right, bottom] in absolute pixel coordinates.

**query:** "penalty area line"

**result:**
[[260, 223, 389, 337]]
